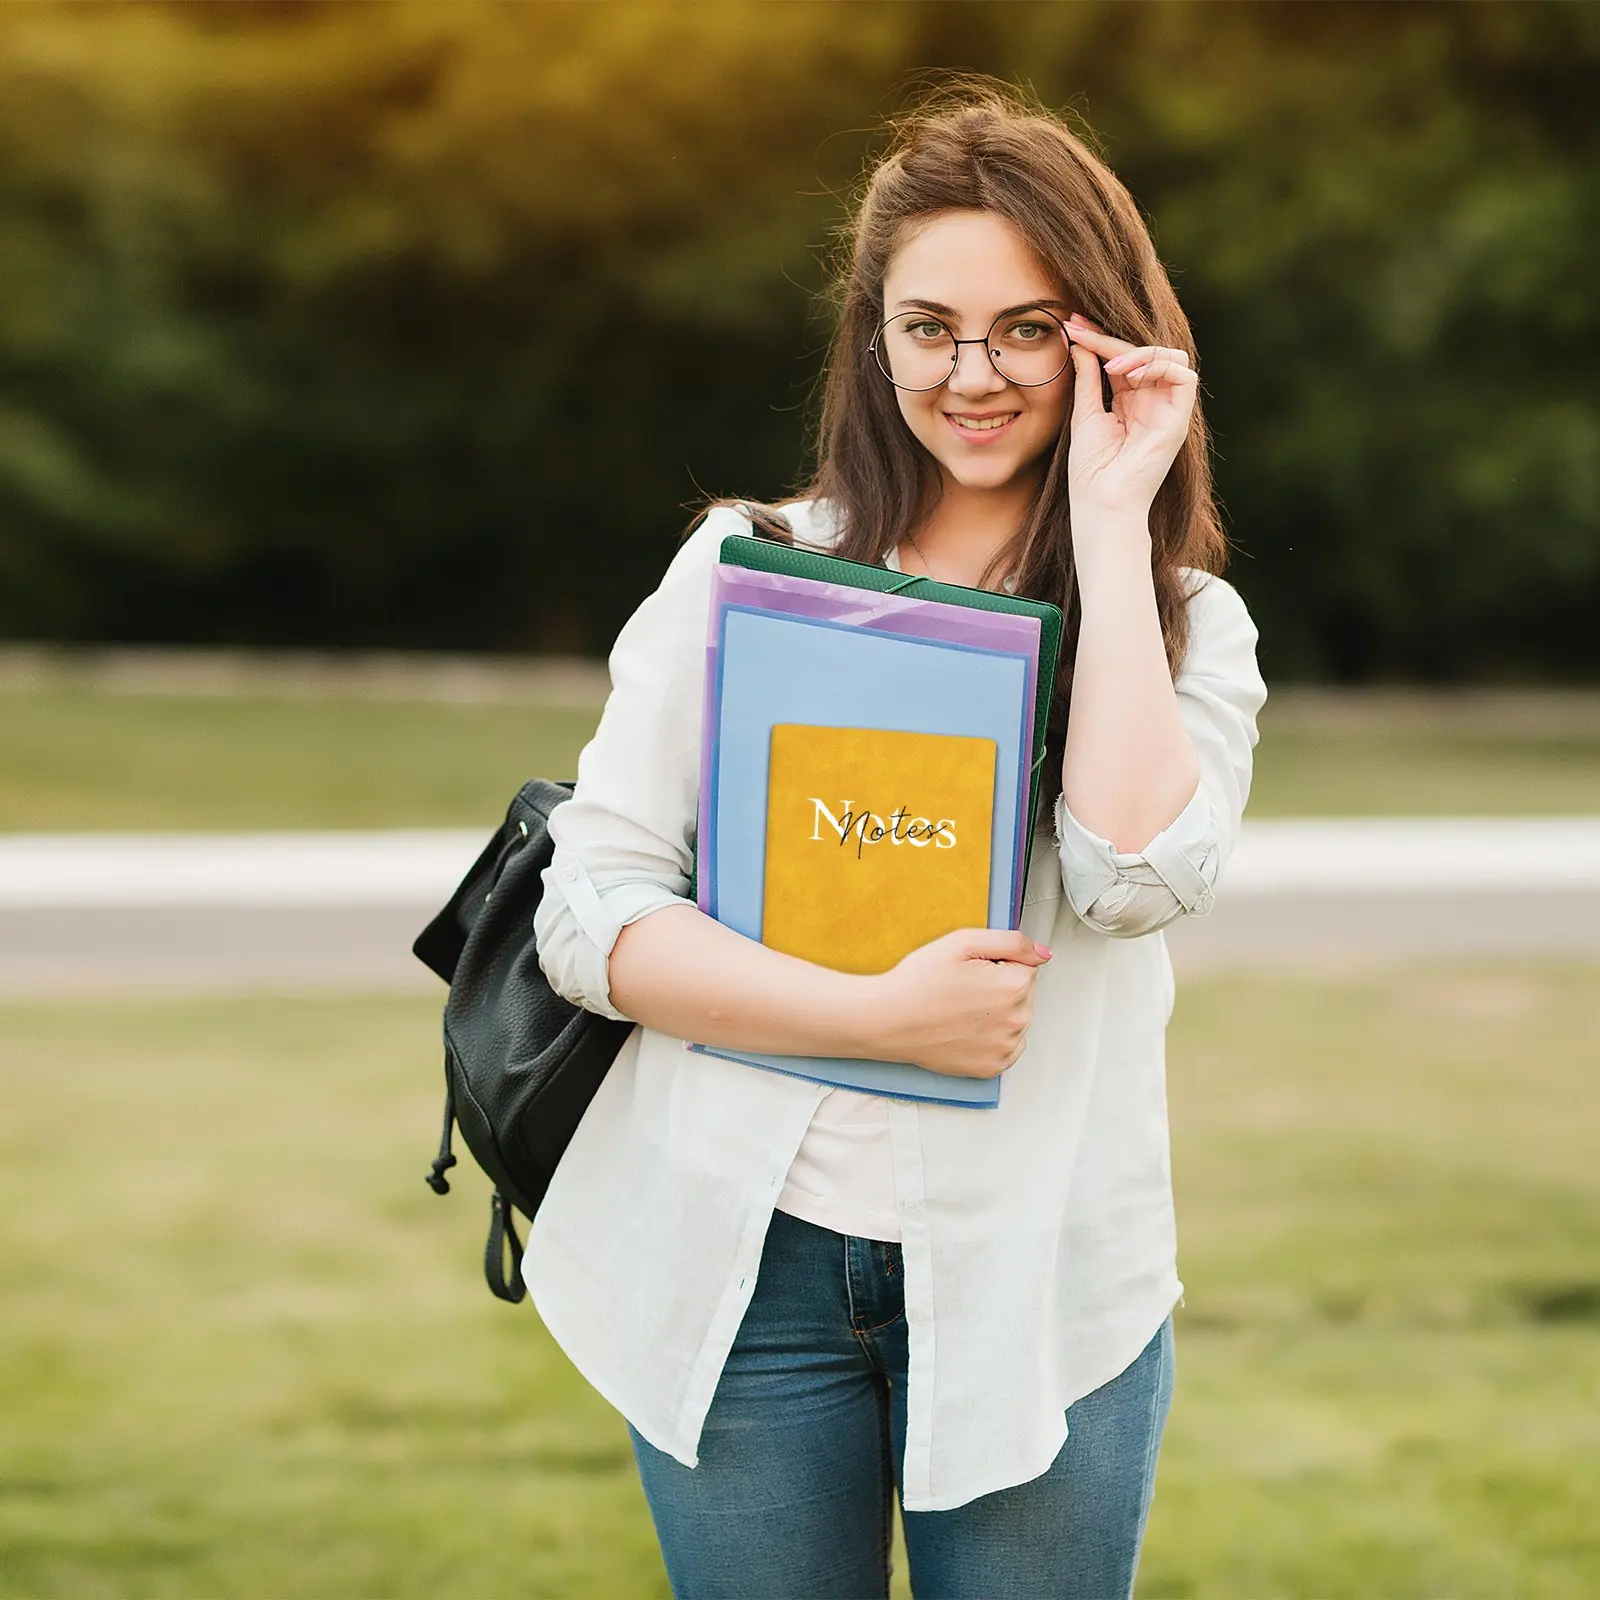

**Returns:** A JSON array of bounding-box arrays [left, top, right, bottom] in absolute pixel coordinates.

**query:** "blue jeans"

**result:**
[[629, 1208, 1175, 1599]]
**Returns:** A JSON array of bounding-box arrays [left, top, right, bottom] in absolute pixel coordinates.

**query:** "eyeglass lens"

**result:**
[[873, 309, 1070, 391]]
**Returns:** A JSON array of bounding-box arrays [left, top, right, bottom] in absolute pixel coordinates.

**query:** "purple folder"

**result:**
[[697, 563, 1042, 925]]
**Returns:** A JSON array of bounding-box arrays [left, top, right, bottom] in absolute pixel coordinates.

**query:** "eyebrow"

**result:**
[[891, 297, 1071, 319]]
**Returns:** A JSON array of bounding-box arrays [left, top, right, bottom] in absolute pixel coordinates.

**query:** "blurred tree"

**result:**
[[1062, 0, 1600, 678], [0, 0, 1595, 677], [0, 0, 904, 649]]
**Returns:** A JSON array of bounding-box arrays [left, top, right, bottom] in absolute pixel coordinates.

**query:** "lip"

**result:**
[[943, 411, 1020, 443]]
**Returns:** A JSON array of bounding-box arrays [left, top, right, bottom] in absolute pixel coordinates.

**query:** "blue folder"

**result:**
[[691, 606, 1033, 1108]]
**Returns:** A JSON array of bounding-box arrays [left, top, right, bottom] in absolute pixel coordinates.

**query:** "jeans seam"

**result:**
[[852, 1310, 907, 1338], [843, 1232, 860, 1332]]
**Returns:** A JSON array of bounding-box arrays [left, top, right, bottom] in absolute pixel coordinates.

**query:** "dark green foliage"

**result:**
[[0, 1, 1595, 677]]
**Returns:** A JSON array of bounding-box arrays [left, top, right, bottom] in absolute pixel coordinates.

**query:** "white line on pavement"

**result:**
[[1, 818, 1599, 908], [0, 830, 486, 907], [1221, 818, 1600, 895]]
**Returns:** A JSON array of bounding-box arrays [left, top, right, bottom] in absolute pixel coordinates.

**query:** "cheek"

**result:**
[[894, 390, 949, 451], [1033, 375, 1073, 433], [895, 389, 933, 430]]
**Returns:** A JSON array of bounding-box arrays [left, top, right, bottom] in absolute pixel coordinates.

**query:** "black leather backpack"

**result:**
[[412, 780, 635, 1302]]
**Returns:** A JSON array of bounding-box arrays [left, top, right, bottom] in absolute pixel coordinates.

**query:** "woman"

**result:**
[[530, 86, 1265, 1598]]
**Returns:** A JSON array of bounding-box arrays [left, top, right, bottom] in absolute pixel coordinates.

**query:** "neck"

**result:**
[[908, 469, 1038, 587]]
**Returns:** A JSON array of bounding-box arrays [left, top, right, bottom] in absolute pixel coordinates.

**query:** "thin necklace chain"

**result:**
[[904, 531, 1021, 595], [905, 528, 938, 582]]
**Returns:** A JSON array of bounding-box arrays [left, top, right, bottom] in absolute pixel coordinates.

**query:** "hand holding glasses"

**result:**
[[869, 306, 1072, 392]]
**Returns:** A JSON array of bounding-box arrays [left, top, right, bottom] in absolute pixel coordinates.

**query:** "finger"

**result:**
[[1104, 345, 1190, 375], [1120, 359, 1200, 389], [1062, 318, 1136, 360], [959, 928, 1052, 965], [1007, 967, 1039, 1006], [1068, 339, 1107, 427]]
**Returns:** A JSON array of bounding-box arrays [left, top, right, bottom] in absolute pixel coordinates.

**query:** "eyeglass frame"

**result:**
[[867, 305, 1073, 393]]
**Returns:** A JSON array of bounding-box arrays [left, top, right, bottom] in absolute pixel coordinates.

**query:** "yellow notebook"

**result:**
[[762, 724, 996, 976]]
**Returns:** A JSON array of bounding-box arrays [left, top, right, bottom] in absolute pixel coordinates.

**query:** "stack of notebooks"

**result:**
[[690, 534, 1063, 1108]]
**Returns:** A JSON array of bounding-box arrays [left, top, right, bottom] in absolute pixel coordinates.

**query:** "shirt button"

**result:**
[[559, 863, 578, 883], [904, 1198, 923, 1213]]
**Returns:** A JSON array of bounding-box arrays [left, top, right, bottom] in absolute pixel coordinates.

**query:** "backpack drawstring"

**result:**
[[426, 1082, 457, 1195]]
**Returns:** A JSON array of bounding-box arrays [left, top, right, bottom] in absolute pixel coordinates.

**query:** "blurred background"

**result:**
[[1, 3, 1597, 1597], [3, 0, 1598, 673]]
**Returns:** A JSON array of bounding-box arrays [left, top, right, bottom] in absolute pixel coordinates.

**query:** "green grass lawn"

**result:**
[[2, 686, 1599, 830], [0, 691, 601, 831], [1248, 729, 1600, 817], [2, 965, 1596, 1597]]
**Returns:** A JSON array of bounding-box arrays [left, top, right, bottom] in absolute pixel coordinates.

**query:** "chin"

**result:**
[[939, 455, 1033, 492]]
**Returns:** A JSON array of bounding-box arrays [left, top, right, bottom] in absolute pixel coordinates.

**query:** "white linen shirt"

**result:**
[[526, 499, 1267, 1512]]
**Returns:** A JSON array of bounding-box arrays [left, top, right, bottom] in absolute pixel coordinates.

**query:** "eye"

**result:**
[[906, 319, 948, 341], [1001, 319, 1049, 343]]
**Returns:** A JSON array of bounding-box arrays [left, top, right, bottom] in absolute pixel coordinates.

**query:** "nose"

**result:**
[[946, 338, 1008, 398]]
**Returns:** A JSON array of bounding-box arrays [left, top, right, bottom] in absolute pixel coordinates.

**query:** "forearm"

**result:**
[[1062, 516, 1199, 852], [607, 902, 893, 1059]]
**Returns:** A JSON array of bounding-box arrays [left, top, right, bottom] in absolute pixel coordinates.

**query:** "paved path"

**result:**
[[1, 820, 1596, 994]]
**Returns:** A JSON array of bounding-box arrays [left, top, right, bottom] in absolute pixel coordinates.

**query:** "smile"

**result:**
[[944, 412, 1020, 438]]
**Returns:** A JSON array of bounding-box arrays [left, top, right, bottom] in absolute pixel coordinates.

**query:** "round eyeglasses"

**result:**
[[869, 306, 1072, 392]]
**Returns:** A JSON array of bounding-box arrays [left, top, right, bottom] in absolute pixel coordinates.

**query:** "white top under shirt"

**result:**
[[528, 499, 1267, 1511]]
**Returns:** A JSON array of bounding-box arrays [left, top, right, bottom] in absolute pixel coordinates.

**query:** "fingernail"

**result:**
[[1032, 941, 1053, 959]]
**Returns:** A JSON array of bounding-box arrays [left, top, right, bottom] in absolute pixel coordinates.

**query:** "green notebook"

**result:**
[[715, 531, 1064, 893]]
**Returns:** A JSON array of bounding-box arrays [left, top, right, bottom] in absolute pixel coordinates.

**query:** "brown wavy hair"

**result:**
[[707, 82, 1227, 814]]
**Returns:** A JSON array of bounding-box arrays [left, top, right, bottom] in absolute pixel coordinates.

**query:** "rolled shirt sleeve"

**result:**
[[533, 507, 743, 1019], [1056, 571, 1267, 938]]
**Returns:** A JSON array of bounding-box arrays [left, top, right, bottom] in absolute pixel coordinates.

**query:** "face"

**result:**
[[878, 209, 1073, 497]]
